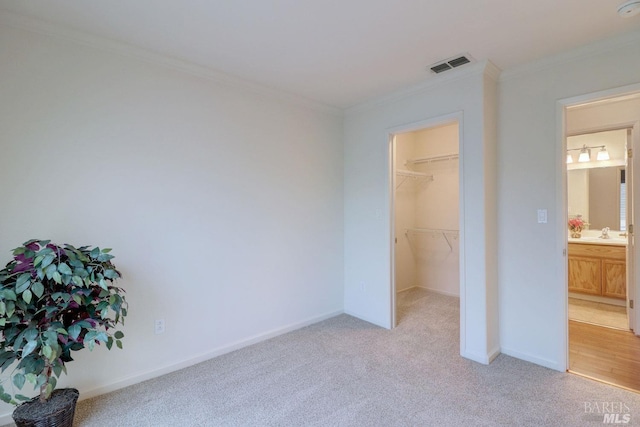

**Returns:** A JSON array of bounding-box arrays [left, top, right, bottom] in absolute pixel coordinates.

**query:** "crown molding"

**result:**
[[345, 60, 500, 116], [500, 29, 640, 82], [0, 10, 342, 117], [483, 60, 502, 82]]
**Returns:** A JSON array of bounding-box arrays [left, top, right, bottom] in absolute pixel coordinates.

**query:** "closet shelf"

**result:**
[[405, 228, 459, 251], [395, 169, 434, 189], [396, 169, 433, 178], [405, 153, 459, 166]]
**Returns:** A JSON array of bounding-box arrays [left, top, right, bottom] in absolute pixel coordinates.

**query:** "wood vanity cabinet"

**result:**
[[568, 243, 626, 299]]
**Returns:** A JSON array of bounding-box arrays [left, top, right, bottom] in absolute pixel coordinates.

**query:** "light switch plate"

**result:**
[[537, 209, 547, 224]]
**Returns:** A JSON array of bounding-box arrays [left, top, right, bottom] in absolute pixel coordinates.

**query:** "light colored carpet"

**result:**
[[4, 288, 640, 426]]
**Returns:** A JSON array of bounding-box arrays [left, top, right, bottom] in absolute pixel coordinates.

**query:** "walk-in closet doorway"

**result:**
[[391, 119, 461, 327]]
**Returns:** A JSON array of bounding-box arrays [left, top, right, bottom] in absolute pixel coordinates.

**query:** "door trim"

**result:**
[[557, 83, 640, 370], [387, 111, 464, 337]]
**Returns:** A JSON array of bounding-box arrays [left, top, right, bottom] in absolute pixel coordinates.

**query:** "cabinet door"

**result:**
[[602, 259, 626, 299], [568, 256, 601, 295]]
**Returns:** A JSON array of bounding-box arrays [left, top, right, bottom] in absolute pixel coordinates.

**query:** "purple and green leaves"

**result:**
[[0, 239, 127, 404]]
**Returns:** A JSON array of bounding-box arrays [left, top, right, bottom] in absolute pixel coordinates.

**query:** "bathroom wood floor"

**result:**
[[568, 297, 627, 329], [569, 320, 640, 392]]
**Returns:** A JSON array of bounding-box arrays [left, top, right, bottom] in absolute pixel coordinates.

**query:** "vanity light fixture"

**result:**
[[578, 146, 591, 162], [566, 144, 610, 163], [596, 146, 610, 161]]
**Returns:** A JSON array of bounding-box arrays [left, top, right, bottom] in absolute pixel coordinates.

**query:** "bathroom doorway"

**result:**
[[563, 91, 640, 391], [391, 121, 460, 326], [566, 128, 630, 331]]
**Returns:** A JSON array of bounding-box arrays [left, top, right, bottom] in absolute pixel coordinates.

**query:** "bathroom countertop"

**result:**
[[568, 231, 627, 246]]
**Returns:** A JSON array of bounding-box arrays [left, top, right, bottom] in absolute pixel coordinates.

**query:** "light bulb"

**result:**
[[578, 149, 590, 162], [596, 147, 610, 161]]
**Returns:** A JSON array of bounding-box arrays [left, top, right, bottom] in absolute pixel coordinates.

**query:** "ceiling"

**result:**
[[1, 1, 639, 108]]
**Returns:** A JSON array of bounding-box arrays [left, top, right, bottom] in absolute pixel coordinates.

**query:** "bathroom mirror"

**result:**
[[567, 166, 625, 230], [567, 129, 628, 231]]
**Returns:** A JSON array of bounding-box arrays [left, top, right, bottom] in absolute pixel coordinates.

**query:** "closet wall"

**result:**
[[395, 123, 460, 296], [395, 132, 418, 291]]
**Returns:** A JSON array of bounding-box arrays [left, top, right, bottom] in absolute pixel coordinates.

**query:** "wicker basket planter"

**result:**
[[12, 388, 79, 427]]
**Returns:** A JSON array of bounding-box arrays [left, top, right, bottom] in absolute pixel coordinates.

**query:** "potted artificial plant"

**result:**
[[0, 239, 127, 427]]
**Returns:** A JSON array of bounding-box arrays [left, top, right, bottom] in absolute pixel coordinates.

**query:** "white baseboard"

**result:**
[[80, 309, 344, 400], [0, 309, 343, 425], [343, 309, 390, 329], [461, 346, 501, 365], [569, 292, 626, 307], [397, 285, 460, 298], [420, 286, 459, 298], [0, 413, 11, 425], [487, 346, 501, 364], [500, 346, 564, 372]]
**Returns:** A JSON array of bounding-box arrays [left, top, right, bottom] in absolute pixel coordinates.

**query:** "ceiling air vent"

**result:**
[[429, 54, 474, 74]]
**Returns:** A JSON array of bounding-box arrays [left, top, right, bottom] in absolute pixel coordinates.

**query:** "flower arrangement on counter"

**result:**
[[568, 217, 587, 238]]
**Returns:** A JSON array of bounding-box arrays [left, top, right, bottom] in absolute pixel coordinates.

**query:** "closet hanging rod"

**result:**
[[405, 228, 459, 251], [405, 153, 459, 165], [405, 227, 459, 234]]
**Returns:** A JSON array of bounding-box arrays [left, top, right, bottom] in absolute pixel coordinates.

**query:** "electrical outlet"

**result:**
[[154, 319, 165, 335]]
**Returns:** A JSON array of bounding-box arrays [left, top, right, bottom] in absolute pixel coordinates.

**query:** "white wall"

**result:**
[[567, 169, 589, 220], [567, 97, 640, 132], [344, 62, 500, 364], [413, 125, 459, 232], [498, 32, 640, 370], [394, 133, 417, 292], [0, 23, 344, 421]]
